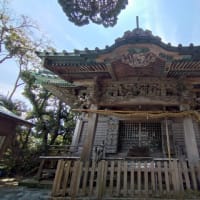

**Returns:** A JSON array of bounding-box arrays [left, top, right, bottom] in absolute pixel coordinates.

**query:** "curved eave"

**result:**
[[44, 61, 111, 81]]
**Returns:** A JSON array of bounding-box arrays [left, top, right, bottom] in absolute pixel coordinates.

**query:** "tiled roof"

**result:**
[[31, 69, 75, 87]]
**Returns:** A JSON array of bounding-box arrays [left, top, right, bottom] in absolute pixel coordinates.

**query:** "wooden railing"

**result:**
[[51, 159, 200, 199], [45, 145, 77, 156], [36, 145, 79, 180]]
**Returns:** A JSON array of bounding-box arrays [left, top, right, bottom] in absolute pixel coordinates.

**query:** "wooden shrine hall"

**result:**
[[36, 27, 200, 199], [0, 102, 33, 158]]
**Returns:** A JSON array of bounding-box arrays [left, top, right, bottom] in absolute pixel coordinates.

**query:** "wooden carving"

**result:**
[[121, 52, 157, 67], [102, 79, 178, 99]]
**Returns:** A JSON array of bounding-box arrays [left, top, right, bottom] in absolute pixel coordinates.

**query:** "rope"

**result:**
[[72, 109, 200, 121]]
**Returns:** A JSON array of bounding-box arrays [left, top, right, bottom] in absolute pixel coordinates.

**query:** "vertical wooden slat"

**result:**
[[70, 160, 81, 199], [52, 160, 65, 196], [157, 161, 163, 192], [75, 161, 83, 196], [173, 160, 180, 191], [178, 161, 184, 191], [89, 161, 96, 195], [116, 161, 121, 196], [195, 161, 200, 188], [182, 161, 191, 190], [170, 160, 180, 191], [103, 160, 108, 195], [164, 161, 170, 192], [130, 162, 135, 196], [56, 160, 65, 194], [169, 161, 176, 191], [96, 161, 102, 198], [123, 161, 128, 196], [82, 161, 89, 195], [150, 162, 155, 191], [190, 164, 197, 190], [97, 160, 106, 199], [61, 160, 71, 196], [137, 162, 141, 193], [109, 161, 115, 195], [144, 162, 148, 192]]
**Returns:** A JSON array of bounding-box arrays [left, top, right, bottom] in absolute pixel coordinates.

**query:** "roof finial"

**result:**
[[136, 16, 139, 29]]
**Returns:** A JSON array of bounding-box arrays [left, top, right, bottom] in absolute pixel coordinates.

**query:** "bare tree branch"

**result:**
[[0, 53, 12, 63]]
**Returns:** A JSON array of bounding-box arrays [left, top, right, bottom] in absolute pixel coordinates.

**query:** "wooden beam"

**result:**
[[80, 105, 98, 161]]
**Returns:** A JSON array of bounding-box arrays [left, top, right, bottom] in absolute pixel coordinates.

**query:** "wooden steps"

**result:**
[[36, 145, 79, 181], [36, 156, 79, 181]]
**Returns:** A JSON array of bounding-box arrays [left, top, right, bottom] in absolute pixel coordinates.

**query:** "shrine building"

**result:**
[[35, 26, 200, 198], [36, 27, 200, 164]]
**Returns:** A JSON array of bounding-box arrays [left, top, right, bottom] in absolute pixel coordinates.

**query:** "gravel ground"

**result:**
[[0, 178, 51, 200], [0, 186, 51, 200]]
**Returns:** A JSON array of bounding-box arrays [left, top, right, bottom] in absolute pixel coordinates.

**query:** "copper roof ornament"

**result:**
[[58, 0, 128, 27]]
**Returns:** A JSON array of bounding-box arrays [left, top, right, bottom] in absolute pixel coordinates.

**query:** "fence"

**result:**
[[51, 159, 200, 199]]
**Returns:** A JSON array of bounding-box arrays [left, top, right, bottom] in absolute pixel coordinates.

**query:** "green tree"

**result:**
[[0, 0, 49, 100], [0, 1, 76, 175], [21, 71, 76, 153], [1, 70, 76, 175]]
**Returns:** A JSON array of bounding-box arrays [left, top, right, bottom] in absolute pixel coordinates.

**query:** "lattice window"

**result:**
[[118, 121, 162, 152]]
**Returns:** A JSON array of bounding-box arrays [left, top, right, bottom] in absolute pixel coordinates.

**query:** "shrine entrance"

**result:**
[[118, 121, 162, 157]]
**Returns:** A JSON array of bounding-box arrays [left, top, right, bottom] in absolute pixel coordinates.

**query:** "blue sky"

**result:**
[[1, 0, 200, 103]]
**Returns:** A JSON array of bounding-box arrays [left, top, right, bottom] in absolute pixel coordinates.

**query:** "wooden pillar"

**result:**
[[80, 105, 98, 161], [181, 105, 199, 165], [183, 117, 199, 165], [70, 114, 84, 153]]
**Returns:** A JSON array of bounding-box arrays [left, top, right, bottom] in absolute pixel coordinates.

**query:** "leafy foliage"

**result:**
[[0, 0, 45, 65], [58, 0, 128, 27], [21, 71, 76, 150], [1, 71, 76, 175], [0, 1, 75, 175], [0, 0, 50, 100]]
